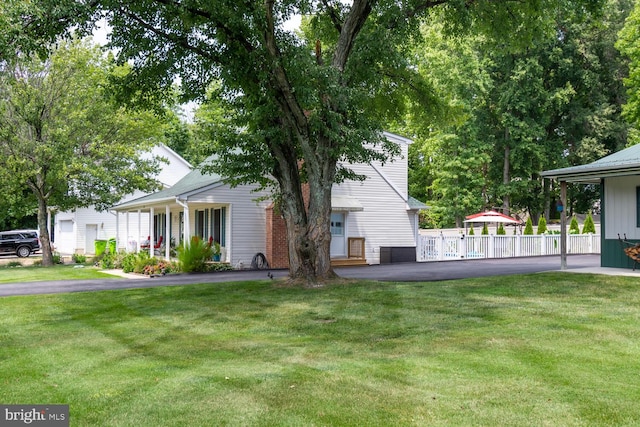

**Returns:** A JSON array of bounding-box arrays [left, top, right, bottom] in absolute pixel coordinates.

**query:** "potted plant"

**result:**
[[211, 241, 221, 262]]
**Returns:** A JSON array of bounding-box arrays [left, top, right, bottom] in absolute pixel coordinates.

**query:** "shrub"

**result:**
[[481, 224, 489, 235], [524, 218, 534, 235], [177, 236, 213, 273], [206, 262, 234, 272], [497, 224, 506, 235], [4, 261, 23, 268], [133, 251, 153, 274], [570, 215, 580, 234], [537, 217, 547, 235], [72, 253, 87, 264], [100, 252, 117, 269], [143, 259, 176, 276], [582, 212, 596, 234], [122, 252, 139, 273], [468, 227, 475, 236]]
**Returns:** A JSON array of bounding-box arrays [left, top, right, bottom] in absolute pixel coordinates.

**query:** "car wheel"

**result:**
[[16, 246, 31, 258]]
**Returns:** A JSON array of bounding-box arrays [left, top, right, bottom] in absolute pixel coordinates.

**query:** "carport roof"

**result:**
[[541, 144, 640, 183]]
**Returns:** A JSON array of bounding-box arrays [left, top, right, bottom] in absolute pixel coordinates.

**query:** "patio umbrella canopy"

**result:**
[[464, 210, 521, 224]]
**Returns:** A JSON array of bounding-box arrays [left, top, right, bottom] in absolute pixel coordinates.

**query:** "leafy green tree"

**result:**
[[411, 0, 629, 225], [617, 0, 640, 141], [570, 215, 581, 234], [524, 218, 534, 235], [537, 217, 548, 235], [0, 40, 164, 265], [4, 0, 606, 282], [582, 211, 596, 234]]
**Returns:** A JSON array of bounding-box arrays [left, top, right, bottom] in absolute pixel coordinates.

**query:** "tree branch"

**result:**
[[117, 6, 221, 62], [263, 0, 309, 137], [150, 0, 255, 54], [333, 0, 373, 72], [319, 0, 343, 33]]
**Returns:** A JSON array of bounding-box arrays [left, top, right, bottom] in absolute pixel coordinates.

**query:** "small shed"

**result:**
[[541, 144, 640, 269]]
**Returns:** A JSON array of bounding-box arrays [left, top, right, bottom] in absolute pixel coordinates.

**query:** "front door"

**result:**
[[85, 224, 98, 254], [330, 213, 346, 257]]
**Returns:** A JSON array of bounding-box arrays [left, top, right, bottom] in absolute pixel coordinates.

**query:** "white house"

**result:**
[[53, 144, 192, 255], [112, 132, 427, 266]]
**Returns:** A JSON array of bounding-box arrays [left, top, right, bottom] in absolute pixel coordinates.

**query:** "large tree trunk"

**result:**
[[36, 194, 53, 267], [271, 133, 338, 286]]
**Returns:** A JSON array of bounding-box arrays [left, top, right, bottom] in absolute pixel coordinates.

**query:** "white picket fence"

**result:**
[[417, 233, 600, 262]]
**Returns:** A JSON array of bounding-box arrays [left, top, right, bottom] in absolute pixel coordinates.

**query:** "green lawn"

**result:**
[[1, 273, 639, 426], [0, 264, 118, 283]]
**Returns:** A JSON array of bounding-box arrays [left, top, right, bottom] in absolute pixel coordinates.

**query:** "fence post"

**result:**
[[438, 235, 444, 261], [516, 235, 521, 257], [541, 234, 546, 256]]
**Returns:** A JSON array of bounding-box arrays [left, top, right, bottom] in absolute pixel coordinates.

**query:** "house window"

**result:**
[[59, 220, 73, 233], [211, 207, 226, 246], [330, 213, 344, 236], [153, 213, 167, 242], [195, 208, 226, 245], [195, 210, 207, 239]]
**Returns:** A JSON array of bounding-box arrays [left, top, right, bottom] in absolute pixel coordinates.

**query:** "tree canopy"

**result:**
[[409, 0, 630, 227], [0, 39, 166, 265]]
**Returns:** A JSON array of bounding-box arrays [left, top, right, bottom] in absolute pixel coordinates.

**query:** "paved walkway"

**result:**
[[0, 254, 632, 298]]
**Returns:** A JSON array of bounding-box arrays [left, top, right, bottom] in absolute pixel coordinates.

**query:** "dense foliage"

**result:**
[[408, 0, 631, 227], [0, 40, 166, 265]]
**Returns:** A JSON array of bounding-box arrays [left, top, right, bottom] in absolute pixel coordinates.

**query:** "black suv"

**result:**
[[0, 231, 41, 257]]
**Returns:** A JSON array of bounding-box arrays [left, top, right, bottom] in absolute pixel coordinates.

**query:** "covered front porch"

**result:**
[[112, 199, 230, 263]]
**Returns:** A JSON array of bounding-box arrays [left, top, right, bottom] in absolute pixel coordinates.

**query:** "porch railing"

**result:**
[[417, 234, 600, 262]]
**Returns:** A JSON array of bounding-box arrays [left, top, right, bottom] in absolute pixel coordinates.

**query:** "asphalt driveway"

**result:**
[[0, 254, 603, 297]]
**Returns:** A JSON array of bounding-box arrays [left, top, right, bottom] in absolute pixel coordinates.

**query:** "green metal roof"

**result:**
[[408, 196, 429, 210], [541, 144, 640, 183], [113, 159, 223, 211]]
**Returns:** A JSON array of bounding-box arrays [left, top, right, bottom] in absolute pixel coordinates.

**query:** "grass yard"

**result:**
[[0, 264, 117, 283], [1, 273, 639, 426]]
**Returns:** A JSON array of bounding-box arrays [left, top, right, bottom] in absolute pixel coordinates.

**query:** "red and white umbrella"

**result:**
[[464, 210, 521, 224]]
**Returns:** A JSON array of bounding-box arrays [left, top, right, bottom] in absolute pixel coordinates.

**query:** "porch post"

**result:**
[[125, 212, 130, 252], [177, 198, 190, 246], [165, 204, 170, 260], [137, 209, 142, 252], [149, 206, 155, 258], [560, 180, 567, 270], [115, 212, 120, 252]]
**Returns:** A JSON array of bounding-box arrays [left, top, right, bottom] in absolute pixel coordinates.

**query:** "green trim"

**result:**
[[603, 238, 640, 269]]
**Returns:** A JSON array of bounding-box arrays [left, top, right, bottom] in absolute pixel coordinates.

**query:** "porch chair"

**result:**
[[153, 236, 164, 255], [140, 236, 151, 250]]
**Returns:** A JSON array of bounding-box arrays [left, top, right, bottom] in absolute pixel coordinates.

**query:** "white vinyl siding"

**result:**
[[605, 176, 640, 239], [186, 184, 271, 267], [333, 137, 416, 264]]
